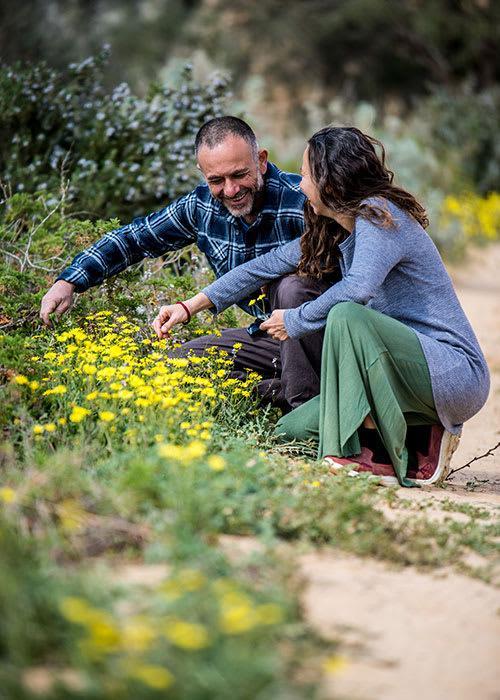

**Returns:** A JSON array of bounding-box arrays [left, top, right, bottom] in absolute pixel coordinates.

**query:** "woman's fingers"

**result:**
[[152, 304, 188, 339], [259, 309, 289, 341], [152, 306, 171, 338]]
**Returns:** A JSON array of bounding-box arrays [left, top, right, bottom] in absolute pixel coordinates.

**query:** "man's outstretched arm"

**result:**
[[40, 192, 198, 326]]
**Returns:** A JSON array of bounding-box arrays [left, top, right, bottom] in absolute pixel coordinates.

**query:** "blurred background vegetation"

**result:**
[[0, 0, 499, 257]]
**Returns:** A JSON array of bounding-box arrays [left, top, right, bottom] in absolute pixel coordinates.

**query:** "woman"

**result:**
[[153, 127, 489, 487]]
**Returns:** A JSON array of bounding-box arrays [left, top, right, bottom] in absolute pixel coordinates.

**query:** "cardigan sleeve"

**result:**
[[201, 239, 301, 313], [284, 216, 405, 338]]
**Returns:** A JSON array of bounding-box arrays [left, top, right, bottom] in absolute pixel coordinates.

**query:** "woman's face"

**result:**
[[300, 147, 328, 216], [299, 146, 355, 232]]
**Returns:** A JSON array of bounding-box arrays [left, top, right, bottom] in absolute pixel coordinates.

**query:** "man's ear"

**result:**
[[258, 149, 268, 174]]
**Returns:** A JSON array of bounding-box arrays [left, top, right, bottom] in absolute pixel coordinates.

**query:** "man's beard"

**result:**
[[220, 171, 265, 217]]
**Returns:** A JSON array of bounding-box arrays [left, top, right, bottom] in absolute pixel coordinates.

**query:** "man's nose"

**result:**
[[223, 181, 240, 198]]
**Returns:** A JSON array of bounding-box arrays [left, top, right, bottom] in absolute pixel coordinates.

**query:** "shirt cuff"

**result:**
[[200, 284, 226, 314], [283, 307, 305, 339], [56, 267, 91, 293]]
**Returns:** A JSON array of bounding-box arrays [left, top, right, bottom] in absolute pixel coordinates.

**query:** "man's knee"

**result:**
[[273, 274, 318, 308]]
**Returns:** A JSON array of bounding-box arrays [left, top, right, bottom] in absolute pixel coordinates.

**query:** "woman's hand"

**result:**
[[152, 303, 188, 339], [152, 293, 214, 339], [260, 309, 289, 341]]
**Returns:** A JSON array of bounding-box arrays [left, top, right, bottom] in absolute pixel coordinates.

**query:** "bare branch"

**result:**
[[446, 441, 500, 479]]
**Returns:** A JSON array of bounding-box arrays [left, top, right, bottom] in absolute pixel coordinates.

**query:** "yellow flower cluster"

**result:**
[[13, 313, 261, 452], [441, 191, 500, 241], [59, 570, 284, 689]]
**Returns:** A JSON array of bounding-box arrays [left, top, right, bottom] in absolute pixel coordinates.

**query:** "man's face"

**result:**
[[197, 135, 268, 218]]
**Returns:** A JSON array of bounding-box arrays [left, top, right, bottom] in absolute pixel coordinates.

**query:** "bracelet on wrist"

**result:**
[[175, 301, 191, 324]]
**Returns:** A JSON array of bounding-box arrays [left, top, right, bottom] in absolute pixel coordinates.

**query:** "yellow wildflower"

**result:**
[[44, 423, 57, 433], [14, 375, 29, 385], [98, 411, 116, 423], [127, 664, 174, 690], [56, 498, 88, 532], [69, 406, 91, 423], [42, 384, 67, 396], [121, 618, 157, 652], [33, 425, 44, 435], [322, 655, 348, 674], [164, 620, 210, 650], [207, 455, 225, 472], [60, 597, 94, 623], [219, 602, 257, 634], [82, 364, 97, 375], [0, 487, 17, 504]]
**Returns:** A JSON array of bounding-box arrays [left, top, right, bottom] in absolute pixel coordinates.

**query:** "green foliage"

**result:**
[[0, 516, 72, 666], [425, 87, 500, 195], [0, 47, 228, 219]]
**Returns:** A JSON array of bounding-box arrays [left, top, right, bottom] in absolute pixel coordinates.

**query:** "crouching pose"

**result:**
[[153, 126, 489, 487]]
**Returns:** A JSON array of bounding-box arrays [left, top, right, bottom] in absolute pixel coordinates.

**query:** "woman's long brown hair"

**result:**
[[297, 126, 428, 279]]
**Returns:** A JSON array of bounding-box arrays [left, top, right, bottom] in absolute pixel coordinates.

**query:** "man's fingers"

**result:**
[[40, 299, 58, 326], [54, 298, 72, 317]]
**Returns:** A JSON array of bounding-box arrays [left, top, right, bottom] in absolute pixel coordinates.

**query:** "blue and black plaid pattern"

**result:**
[[58, 162, 306, 318]]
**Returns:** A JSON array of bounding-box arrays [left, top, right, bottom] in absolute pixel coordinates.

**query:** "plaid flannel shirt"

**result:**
[[58, 162, 306, 319]]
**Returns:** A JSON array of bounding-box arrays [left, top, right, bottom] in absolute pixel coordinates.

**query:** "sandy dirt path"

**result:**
[[301, 244, 500, 700]]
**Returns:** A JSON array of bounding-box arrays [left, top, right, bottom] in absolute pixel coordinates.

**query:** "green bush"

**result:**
[[0, 47, 228, 219]]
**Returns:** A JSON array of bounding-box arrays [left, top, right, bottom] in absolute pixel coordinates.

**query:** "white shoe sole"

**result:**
[[324, 431, 460, 487], [415, 430, 460, 485]]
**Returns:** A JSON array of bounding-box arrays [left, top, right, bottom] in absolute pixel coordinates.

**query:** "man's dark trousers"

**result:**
[[171, 275, 332, 412]]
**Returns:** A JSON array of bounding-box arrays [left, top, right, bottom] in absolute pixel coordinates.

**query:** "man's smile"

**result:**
[[225, 190, 250, 205]]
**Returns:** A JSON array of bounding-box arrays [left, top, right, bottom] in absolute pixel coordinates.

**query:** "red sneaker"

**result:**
[[324, 425, 460, 487], [407, 425, 460, 485], [324, 446, 399, 486]]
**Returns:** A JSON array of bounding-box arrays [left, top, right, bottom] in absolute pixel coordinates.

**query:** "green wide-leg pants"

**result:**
[[275, 302, 439, 486]]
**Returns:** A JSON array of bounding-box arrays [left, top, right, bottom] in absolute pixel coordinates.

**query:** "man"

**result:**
[[40, 116, 332, 409]]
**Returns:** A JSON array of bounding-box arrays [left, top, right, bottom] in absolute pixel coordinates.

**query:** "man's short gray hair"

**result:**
[[195, 116, 258, 159]]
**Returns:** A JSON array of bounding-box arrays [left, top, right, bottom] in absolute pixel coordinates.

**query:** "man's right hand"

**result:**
[[40, 280, 76, 327]]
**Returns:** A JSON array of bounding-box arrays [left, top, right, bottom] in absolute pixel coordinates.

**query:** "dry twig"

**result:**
[[446, 441, 500, 479]]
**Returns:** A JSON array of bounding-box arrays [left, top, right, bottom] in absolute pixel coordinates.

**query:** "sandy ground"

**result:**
[[300, 244, 500, 700]]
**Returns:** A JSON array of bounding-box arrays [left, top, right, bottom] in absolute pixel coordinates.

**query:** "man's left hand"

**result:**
[[260, 309, 289, 341]]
